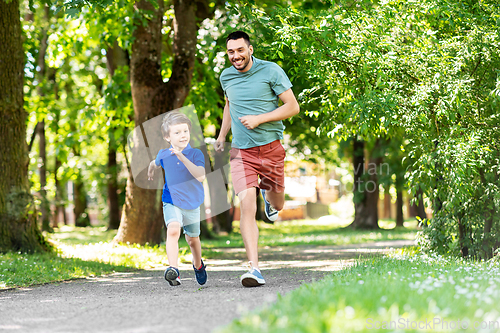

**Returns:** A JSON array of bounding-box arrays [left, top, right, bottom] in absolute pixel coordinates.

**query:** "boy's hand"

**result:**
[[239, 115, 261, 130], [170, 147, 185, 160]]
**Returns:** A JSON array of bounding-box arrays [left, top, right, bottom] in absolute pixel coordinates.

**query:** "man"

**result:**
[[215, 31, 300, 287]]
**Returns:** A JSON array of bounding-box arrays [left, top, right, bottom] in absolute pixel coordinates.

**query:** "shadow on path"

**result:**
[[0, 240, 414, 333]]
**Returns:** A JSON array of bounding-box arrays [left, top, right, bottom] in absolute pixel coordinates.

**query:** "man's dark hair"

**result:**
[[226, 31, 251, 46]]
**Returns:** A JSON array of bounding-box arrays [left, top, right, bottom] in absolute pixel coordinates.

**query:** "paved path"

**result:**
[[0, 240, 414, 333]]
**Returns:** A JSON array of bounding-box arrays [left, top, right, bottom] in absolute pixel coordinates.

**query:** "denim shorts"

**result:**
[[162, 202, 201, 238]]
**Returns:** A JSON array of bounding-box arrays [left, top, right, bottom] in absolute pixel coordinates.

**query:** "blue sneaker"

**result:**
[[193, 260, 207, 285], [240, 267, 266, 287], [261, 189, 278, 222], [164, 266, 181, 286]]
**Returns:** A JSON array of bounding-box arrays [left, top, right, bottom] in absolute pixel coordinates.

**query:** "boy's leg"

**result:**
[[182, 208, 207, 285], [166, 222, 181, 267], [184, 222, 207, 285], [238, 187, 259, 268], [185, 235, 202, 269]]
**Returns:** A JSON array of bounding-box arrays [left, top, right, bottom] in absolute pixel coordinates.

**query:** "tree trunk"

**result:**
[[394, 171, 404, 227], [51, 68, 66, 228], [432, 140, 443, 213], [457, 216, 469, 258], [105, 41, 129, 230], [107, 134, 121, 230], [115, 0, 209, 245], [38, 121, 52, 232], [0, 0, 49, 252], [395, 188, 404, 227], [54, 156, 67, 228], [383, 185, 391, 219], [480, 169, 496, 259], [36, 5, 52, 232], [105, 40, 129, 77], [351, 138, 380, 229], [412, 188, 426, 222], [73, 176, 90, 227]]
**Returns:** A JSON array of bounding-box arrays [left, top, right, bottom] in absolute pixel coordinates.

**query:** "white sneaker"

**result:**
[[240, 262, 266, 287]]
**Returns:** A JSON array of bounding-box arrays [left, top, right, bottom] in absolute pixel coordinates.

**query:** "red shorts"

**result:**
[[230, 140, 286, 195]]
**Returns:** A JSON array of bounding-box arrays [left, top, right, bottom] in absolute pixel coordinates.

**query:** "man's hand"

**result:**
[[147, 160, 157, 180], [214, 137, 225, 152], [216, 98, 231, 152], [239, 115, 261, 130]]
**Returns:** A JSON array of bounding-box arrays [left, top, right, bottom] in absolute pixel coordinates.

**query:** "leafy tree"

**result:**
[[232, 0, 499, 248], [254, 0, 499, 255], [112, 0, 215, 244], [0, 0, 49, 253], [399, 0, 500, 258], [232, 1, 404, 229]]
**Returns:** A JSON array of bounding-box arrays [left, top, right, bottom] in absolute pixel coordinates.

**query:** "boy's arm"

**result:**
[[147, 160, 161, 181], [239, 89, 300, 130], [215, 98, 231, 152], [175, 152, 205, 183]]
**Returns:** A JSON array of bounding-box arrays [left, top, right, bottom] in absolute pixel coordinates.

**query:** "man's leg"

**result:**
[[238, 187, 260, 268], [259, 140, 286, 214], [263, 190, 285, 211]]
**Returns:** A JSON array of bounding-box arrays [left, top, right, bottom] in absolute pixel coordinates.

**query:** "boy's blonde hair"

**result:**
[[161, 111, 192, 138]]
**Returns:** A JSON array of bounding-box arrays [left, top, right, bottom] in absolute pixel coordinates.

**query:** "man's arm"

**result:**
[[239, 89, 300, 130], [215, 98, 231, 151]]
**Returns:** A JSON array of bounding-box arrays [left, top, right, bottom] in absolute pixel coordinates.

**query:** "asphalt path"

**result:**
[[0, 240, 414, 333]]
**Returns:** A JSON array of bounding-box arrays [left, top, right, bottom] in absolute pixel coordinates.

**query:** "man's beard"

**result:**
[[232, 53, 251, 71]]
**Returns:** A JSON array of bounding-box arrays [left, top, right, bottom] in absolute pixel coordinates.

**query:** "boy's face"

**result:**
[[165, 123, 190, 151], [226, 38, 253, 72]]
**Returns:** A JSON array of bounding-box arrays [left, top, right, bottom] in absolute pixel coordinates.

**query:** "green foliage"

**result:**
[[233, 0, 500, 257], [219, 251, 500, 333], [20, 0, 499, 256], [22, 0, 135, 224], [54, 0, 115, 18], [400, 0, 500, 258]]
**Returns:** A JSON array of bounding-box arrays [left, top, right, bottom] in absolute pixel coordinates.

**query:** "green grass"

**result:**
[[48, 225, 116, 245], [0, 251, 132, 289], [218, 249, 500, 333], [0, 226, 169, 290], [49, 226, 177, 270], [199, 219, 417, 259]]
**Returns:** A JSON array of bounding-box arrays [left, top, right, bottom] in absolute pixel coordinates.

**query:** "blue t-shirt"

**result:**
[[220, 56, 293, 149], [155, 144, 205, 210]]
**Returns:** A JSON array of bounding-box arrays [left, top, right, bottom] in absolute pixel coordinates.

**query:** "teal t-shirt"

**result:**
[[220, 57, 293, 149]]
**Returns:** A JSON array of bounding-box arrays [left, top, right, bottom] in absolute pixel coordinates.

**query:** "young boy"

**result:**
[[148, 111, 207, 286]]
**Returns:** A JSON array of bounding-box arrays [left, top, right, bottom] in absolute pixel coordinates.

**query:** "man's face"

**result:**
[[226, 38, 253, 72]]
